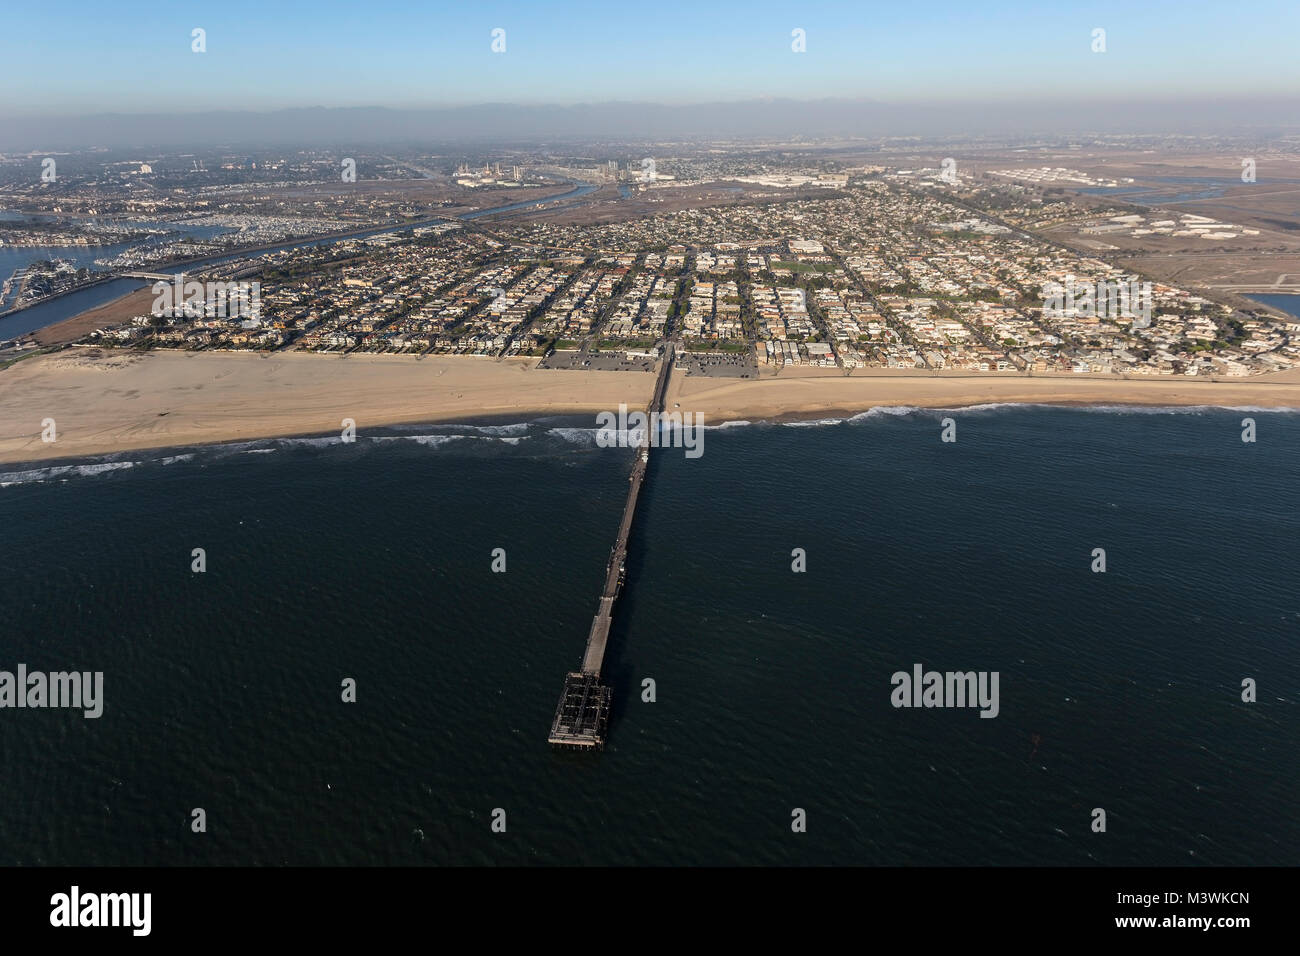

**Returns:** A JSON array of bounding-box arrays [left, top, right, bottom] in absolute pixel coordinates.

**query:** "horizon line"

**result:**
[[6, 94, 1300, 123]]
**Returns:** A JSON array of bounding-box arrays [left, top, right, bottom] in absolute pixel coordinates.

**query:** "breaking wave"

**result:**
[[6, 403, 1293, 487], [545, 427, 599, 445], [0, 460, 137, 487]]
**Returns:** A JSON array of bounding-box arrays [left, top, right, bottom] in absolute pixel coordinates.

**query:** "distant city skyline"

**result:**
[[3, 0, 1298, 118]]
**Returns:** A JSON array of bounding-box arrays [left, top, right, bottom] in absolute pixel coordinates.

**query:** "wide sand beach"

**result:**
[[3, 348, 1299, 465], [0, 349, 652, 465], [666, 363, 1300, 422]]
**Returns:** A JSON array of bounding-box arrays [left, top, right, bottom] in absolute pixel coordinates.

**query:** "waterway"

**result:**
[[0, 182, 597, 340], [1080, 176, 1300, 205]]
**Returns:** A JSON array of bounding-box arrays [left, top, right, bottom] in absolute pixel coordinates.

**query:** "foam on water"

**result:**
[[2, 402, 1296, 865], [846, 405, 926, 422], [408, 434, 472, 448], [782, 418, 845, 427], [6, 403, 1296, 488], [274, 436, 342, 448], [462, 422, 530, 436], [0, 459, 138, 487], [546, 427, 600, 445]]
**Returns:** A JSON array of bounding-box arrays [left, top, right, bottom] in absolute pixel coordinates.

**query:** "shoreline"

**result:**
[[3, 348, 1300, 467], [6, 399, 1295, 479], [0, 413, 592, 477]]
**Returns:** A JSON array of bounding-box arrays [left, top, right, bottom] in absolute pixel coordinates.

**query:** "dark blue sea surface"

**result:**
[[1245, 294, 1300, 319], [0, 407, 1296, 865]]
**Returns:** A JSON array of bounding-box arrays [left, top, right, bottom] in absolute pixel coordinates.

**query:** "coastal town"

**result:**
[[4, 0, 1299, 905], [47, 174, 1300, 380]]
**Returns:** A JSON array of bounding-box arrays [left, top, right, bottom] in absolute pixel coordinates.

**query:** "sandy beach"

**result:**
[[0, 349, 654, 465], [665, 364, 1300, 422], [3, 348, 1299, 465]]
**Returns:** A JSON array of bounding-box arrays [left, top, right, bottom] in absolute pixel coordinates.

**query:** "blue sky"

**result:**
[[3, 0, 1296, 116]]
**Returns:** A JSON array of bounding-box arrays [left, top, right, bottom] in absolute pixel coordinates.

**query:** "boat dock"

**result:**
[[548, 342, 675, 750]]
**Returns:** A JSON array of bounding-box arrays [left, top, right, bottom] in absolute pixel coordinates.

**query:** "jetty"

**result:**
[[548, 342, 675, 750]]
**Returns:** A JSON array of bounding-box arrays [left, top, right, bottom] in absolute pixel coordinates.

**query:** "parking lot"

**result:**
[[677, 349, 758, 378], [539, 349, 656, 372]]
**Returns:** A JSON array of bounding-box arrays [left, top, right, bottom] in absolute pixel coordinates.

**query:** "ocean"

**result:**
[[0, 406, 1296, 865], [1245, 293, 1300, 319]]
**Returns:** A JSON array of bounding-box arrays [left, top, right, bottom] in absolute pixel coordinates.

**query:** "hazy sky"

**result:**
[[2, 0, 1298, 117]]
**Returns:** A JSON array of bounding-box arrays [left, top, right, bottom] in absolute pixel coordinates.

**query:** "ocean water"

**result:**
[[1245, 293, 1300, 319], [0, 407, 1296, 865]]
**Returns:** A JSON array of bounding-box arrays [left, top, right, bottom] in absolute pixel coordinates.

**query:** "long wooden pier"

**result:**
[[548, 343, 675, 750]]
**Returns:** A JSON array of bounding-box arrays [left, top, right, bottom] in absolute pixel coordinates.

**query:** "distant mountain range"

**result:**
[[4, 98, 1297, 150]]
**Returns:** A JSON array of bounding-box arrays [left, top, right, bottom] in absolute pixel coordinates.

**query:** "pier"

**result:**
[[548, 342, 675, 750], [116, 271, 175, 282]]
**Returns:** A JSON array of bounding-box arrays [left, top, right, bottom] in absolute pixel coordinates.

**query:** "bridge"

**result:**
[[548, 343, 675, 750]]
